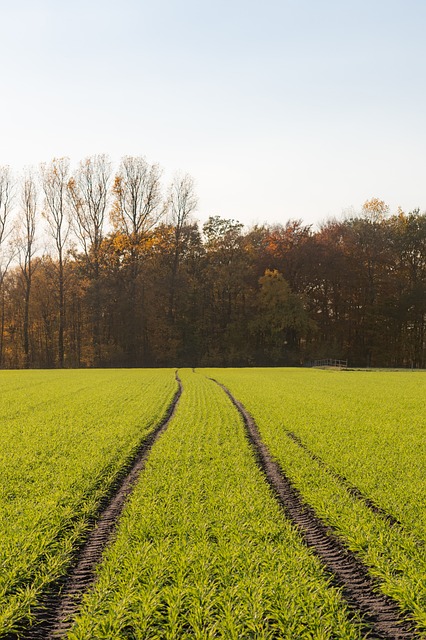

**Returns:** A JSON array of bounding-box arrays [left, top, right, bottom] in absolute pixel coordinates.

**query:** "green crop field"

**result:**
[[0, 367, 424, 638], [203, 367, 426, 635], [0, 368, 177, 635], [68, 370, 364, 639]]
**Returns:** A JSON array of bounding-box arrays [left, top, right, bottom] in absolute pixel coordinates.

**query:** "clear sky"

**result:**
[[1, 0, 425, 228]]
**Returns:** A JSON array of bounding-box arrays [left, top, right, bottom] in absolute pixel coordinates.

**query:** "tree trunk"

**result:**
[[58, 256, 65, 367], [23, 278, 31, 368]]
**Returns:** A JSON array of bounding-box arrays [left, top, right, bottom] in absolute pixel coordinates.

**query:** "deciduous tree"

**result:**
[[40, 158, 70, 367], [165, 173, 197, 321], [253, 269, 312, 364], [0, 166, 14, 366], [68, 154, 112, 364], [110, 156, 164, 364], [16, 171, 38, 367]]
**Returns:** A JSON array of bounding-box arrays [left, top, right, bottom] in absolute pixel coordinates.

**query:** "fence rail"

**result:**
[[312, 358, 348, 368]]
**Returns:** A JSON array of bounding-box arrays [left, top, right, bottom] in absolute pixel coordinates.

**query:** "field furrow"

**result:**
[[67, 370, 367, 639]]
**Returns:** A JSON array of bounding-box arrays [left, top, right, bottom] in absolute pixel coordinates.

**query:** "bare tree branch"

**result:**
[[111, 156, 164, 241], [68, 154, 112, 265], [0, 166, 15, 286]]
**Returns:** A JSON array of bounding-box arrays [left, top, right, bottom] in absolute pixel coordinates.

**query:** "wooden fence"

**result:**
[[312, 358, 348, 369]]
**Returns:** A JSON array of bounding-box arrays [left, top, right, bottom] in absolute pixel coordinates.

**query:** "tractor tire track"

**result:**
[[285, 430, 402, 527], [211, 378, 418, 640], [13, 372, 182, 640]]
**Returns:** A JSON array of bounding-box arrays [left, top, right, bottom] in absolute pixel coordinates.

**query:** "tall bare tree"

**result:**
[[111, 156, 164, 364], [68, 154, 112, 363], [0, 166, 14, 282], [40, 158, 70, 367], [0, 166, 14, 366], [111, 156, 163, 242], [16, 171, 38, 367], [166, 173, 197, 320], [68, 154, 111, 269]]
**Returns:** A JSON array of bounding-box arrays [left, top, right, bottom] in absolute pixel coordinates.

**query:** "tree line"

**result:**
[[0, 155, 425, 369]]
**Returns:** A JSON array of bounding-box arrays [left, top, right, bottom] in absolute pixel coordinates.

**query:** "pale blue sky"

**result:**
[[1, 0, 425, 227]]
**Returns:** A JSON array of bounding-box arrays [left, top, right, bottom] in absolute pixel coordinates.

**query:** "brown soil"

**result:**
[[11, 372, 182, 640], [212, 378, 419, 640]]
